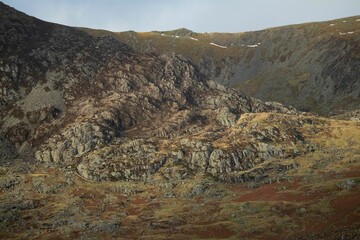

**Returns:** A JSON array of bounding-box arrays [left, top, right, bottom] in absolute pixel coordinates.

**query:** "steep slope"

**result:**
[[0, 2, 310, 183], [81, 17, 360, 114]]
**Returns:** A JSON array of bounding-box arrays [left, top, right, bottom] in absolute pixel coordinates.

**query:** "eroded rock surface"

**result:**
[[0, 3, 318, 183]]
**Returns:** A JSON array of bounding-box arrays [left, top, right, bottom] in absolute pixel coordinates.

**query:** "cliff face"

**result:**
[[85, 17, 360, 114]]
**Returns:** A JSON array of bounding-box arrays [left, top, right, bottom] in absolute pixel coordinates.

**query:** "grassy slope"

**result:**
[[1, 115, 359, 239]]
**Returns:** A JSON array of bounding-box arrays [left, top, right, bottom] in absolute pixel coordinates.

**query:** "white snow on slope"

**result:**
[[247, 44, 258, 48], [329, 24, 335, 27], [189, 37, 198, 41], [348, 32, 354, 34], [210, 42, 227, 48], [339, 32, 347, 35], [357, 19, 360, 22]]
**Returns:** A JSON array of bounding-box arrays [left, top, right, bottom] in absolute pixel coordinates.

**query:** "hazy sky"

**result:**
[[3, 0, 360, 32]]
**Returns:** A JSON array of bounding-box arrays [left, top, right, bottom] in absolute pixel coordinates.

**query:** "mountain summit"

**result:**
[[154, 28, 195, 36]]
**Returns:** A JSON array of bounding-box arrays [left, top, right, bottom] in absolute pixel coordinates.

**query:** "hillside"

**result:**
[[0, 2, 359, 240], [0, 2, 302, 182], [81, 17, 360, 114]]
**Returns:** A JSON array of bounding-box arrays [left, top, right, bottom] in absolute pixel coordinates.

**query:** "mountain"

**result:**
[[0, 3, 359, 240], [81, 16, 360, 114], [0, 1, 307, 183]]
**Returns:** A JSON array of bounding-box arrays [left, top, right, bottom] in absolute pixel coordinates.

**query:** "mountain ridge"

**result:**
[[79, 15, 360, 114]]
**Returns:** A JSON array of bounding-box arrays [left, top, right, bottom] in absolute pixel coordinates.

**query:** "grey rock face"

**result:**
[[76, 140, 166, 181], [0, 3, 320, 183], [35, 116, 120, 164], [216, 107, 239, 127]]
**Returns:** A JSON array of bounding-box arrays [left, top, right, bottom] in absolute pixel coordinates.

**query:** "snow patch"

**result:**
[[343, 20, 347, 23], [329, 23, 335, 27], [210, 43, 227, 49], [348, 32, 354, 34], [161, 33, 164, 36], [247, 44, 258, 48], [356, 19, 360, 22], [175, 35, 180, 38], [189, 37, 198, 41], [339, 32, 347, 35]]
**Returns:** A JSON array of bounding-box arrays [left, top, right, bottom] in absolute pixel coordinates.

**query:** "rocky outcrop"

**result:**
[[76, 140, 166, 182], [35, 122, 109, 164], [0, 3, 321, 183], [26, 106, 61, 124], [216, 107, 239, 127], [179, 139, 212, 171]]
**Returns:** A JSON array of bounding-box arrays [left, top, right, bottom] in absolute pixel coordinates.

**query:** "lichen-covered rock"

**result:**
[[26, 106, 61, 124], [35, 117, 120, 164], [68, 139, 161, 181], [217, 107, 239, 127], [0, 2, 319, 183]]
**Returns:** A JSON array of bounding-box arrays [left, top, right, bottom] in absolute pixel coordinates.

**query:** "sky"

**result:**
[[3, 0, 360, 33]]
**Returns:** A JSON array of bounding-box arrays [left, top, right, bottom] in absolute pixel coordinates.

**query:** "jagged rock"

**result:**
[[0, 3, 318, 183], [74, 140, 167, 181], [26, 106, 61, 124], [217, 107, 239, 127]]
